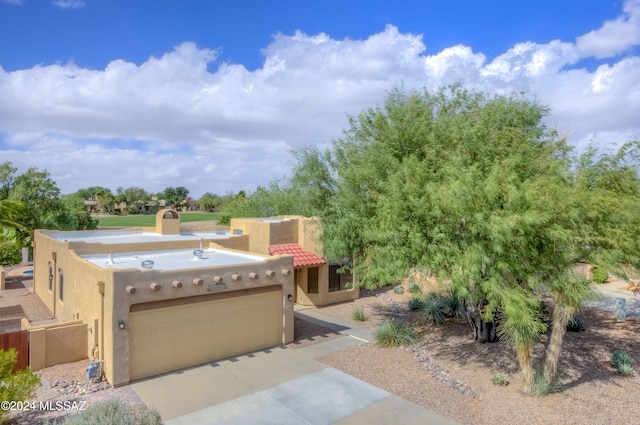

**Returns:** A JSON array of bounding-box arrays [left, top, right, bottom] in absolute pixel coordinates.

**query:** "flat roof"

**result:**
[[81, 248, 266, 271], [42, 230, 231, 244]]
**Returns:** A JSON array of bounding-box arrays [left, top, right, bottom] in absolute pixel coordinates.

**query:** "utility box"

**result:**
[[86, 361, 101, 380]]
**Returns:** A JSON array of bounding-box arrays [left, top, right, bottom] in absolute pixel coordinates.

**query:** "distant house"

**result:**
[[30, 210, 357, 386]]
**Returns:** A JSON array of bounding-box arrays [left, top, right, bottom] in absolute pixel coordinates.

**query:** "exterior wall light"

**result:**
[[141, 260, 154, 269], [287, 294, 293, 302], [118, 320, 125, 330]]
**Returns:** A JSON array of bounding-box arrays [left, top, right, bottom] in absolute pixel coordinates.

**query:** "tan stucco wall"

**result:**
[[155, 209, 180, 234], [34, 228, 294, 387], [22, 319, 88, 371], [229, 217, 299, 255]]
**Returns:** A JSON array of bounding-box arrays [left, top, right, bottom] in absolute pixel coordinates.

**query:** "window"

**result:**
[[329, 264, 353, 292], [58, 270, 64, 301], [232, 229, 243, 235], [307, 267, 318, 294]]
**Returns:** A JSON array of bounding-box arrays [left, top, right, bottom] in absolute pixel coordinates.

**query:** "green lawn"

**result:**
[[96, 212, 224, 228]]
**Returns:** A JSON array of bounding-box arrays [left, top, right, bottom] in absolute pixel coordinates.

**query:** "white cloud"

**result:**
[[52, 0, 85, 9], [0, 6, 639, 198], [576, 0, 640, 58]]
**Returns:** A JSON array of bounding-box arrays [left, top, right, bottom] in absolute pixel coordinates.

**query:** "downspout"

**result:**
[[51, 253, 57, 319], [97, 281, 105, 367]]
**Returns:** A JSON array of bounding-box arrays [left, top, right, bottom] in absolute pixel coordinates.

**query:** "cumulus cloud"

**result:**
[[576, 0, 640, 58], [0, 4, 639, 197]]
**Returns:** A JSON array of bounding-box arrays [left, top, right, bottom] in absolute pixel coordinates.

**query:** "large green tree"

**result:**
[[291, 86, 640, 393]]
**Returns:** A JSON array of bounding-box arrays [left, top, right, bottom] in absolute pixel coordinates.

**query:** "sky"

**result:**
[[0, 0, 639, 199]]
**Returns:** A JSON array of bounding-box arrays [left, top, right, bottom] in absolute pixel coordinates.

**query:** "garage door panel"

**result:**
[[129, 289, 282, 381]]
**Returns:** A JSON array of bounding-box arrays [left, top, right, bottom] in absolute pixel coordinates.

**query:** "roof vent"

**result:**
[[141, 260, 154, 269]]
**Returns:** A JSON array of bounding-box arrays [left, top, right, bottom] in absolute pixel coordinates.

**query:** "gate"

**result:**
[[0, 330, 29, 371]]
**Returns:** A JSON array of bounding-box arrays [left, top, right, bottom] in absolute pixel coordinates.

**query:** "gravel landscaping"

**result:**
[[4, 266, 640, 424]]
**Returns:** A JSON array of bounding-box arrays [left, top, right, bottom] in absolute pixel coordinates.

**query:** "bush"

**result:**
[[0, 241, 22, 266], [441, 291, 464, 318], [492, 373, 509, 386], [532, 368, 564, 396], [217, 214, 232, 226], [351, 306, 369, 321], [407, 281, 422, 294], [408, 295, 424, 311], [566, 316, 585, 332], [393, 284, 404, 294], [611, 350, 635, 376], [418, 297, 448, 325], [374, 319, 417, 347], [0, 349, 41, 422], [592, 266, 609, 283], [49, 400, 162, 425]]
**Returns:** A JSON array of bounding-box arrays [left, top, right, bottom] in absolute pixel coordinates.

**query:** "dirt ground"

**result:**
[[312, 286, 640, 425]]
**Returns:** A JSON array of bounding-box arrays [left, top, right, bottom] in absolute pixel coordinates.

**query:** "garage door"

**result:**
[[129, 287, 282, 381]]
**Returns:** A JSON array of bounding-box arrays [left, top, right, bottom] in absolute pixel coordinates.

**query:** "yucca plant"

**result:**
[[393, 284, 404, 294], [408, 295, 424, 311], [418, 297, 448, 325], [611, 350, 635, 376], [617, 362, 635, 377], [532, 368, 564, 396], [566, 316, 585, 332], [374, 319, 417, 347], [442, 291, 464, 318]]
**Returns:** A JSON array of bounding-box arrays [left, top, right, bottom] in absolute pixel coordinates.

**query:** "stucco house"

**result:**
[[30, 210, 357, 386]]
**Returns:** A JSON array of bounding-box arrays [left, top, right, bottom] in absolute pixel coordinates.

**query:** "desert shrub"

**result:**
[[374, 319, 417, 347], [492, 373, 509, 386], [408, 295, 424, 310], [393, 284, 404, 294], [50, 400, 162, 425], [611, 350, 635, 376], [532, 368, 564, 396], [351, 306, 369, 321], [418, 297, 448, 325], [566, 316, 585, 332], [441, 291, 464, 318], [407, 281, 422, 294], [592, 266, 609, 283], [0, 349, 41, 422], [616, 362, 635, 377]]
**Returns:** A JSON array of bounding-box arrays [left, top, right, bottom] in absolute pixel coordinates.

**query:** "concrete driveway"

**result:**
[[130, 311, 459, 425]]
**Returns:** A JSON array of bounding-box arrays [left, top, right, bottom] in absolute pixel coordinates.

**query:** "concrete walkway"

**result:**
[[130, 309, 459, 425], [585, 278, 640, 318]]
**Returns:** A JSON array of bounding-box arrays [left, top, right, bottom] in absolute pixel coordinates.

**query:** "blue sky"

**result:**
[[1, 0, 639, 198]]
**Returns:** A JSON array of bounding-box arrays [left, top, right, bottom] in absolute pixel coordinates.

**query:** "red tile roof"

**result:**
[[269, 244, 326, 267]]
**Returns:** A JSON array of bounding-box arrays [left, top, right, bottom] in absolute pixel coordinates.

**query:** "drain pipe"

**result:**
[[97, 281, 105, 371]]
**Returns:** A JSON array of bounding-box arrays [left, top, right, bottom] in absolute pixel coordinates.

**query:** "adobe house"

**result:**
[[31, 210, 357, 386]]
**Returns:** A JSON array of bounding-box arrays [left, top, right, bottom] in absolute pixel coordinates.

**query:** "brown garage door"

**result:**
[[129, 287, 282, 381]]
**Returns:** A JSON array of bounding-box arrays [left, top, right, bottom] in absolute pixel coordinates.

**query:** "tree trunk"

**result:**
[[465, 300, 498, 343], [517, 345, 535, 394], [543, 302, 571, 383]]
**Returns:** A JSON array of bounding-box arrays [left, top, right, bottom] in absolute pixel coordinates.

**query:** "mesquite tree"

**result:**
[[290, 85, 640, 393]]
